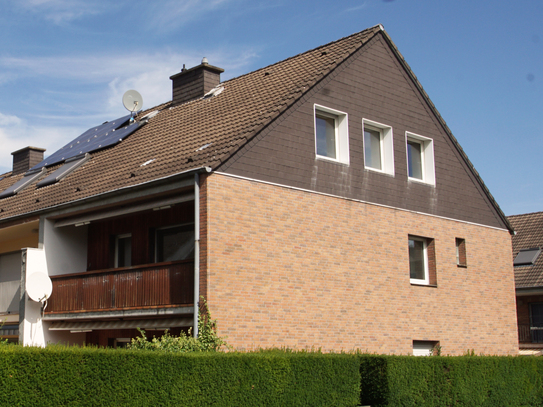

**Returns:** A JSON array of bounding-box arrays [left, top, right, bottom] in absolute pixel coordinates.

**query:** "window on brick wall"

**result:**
[[456, 238, 467, 267], [413, 340, 440, 356], [408, 235, 436, 286]]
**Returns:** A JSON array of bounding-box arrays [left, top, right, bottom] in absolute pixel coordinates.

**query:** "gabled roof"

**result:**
[[508, 211, 543, 288], [0, 26, 382, 221], [0, 24, 511, 233]]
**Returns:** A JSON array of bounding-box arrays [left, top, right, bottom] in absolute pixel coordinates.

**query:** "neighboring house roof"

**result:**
[[0, 24, 512, 233], [508, 211, 543, 288]]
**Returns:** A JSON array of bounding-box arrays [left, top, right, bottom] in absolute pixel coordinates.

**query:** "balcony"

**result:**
[[46, 260, 194, 315], [518, 324, 543, 344]]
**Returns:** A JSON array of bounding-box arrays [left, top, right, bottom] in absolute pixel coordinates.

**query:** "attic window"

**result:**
[[514, 248, 541, 266], [0, 168, 45, 199], [36, 154, 90, 188]]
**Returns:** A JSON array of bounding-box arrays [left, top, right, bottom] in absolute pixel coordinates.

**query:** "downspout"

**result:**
[[193, 173, 200, 338]]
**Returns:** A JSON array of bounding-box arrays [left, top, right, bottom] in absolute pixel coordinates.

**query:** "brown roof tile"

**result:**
[[508, 212, 543, 288], [0, 26, 381, 221]]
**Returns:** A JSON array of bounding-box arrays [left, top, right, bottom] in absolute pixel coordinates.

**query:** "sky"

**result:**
[[0, 0, 541, 216]]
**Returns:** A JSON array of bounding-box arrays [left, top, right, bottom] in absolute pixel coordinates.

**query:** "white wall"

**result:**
[[42, 219, 87, 276]]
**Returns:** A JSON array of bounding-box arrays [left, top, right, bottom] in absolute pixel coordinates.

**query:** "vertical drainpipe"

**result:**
[[193, 173, 200, 338]]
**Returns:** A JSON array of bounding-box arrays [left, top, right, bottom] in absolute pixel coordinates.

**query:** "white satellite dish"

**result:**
[[122, 90, 143, 113], [26, 272, 53, 302]]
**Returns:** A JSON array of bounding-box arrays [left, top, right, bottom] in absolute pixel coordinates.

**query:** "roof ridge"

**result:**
[[220, 25, 382, 86], [508, 211, 543, 218]]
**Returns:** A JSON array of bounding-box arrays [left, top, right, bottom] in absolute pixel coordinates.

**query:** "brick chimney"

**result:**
[[11, 146, 45, 175], [170, 58, 224, 106]]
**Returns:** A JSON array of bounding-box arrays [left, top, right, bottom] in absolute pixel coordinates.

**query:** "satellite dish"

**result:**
[[26, 272, 53, 302], [122, 90, 143, 113]]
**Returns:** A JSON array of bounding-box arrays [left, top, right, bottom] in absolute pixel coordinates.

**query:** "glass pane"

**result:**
[[407, 140, 423, 179], [531, 303, 543, 343], [364, 128, 382, 170], [316, 115, 337, 159], [157, 226, 195, 262], [409, 239, 425, 280], [117, 236, 131, 267]]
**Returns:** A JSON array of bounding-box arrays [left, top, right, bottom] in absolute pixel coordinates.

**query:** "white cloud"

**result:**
[[0, 112, 82, 175], [10, 0, 110, 23]]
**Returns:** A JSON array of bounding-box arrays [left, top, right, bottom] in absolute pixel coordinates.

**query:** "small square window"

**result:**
[[314, 104, 349, 164], [406, 132, 435, 185], [115, 234, 132, 268], [456, 238, 467, 267], [363, 119, 394, 175], [413, 340, 439, 356], [409, 235, 436, 286]]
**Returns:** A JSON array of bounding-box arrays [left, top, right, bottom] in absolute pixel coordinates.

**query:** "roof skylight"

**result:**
[[36, 154, 90, 188], [514, 248, 541, 266], [0, 168, 45, 199]]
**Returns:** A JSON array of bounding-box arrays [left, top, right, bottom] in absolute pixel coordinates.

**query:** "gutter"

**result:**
[[0, 166, 212, 225], [193, 173, 200, 338]]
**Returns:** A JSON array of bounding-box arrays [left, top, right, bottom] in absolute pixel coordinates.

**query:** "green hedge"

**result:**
[[0, 347, 360, 407], [360, 354, 543, 407]]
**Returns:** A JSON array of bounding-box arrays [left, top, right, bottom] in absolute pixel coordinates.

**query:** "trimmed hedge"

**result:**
[[360, 354, 543, 406], [0, 347, 360, 407]]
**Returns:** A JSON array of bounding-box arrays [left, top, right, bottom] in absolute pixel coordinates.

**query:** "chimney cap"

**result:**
[[11, 146, 46, 156], [201, 57, 209, 65]]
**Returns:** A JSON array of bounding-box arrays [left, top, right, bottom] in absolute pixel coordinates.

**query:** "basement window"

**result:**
[[514, 248, 541, 267], [413, 340, 439, 356]]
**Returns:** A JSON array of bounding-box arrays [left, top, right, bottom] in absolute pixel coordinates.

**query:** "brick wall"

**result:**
[[204, 173, 518, 355]]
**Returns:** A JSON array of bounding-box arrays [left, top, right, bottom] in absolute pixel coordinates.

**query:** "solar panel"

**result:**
[[37, 154, 90, 188], [29, 114, 144, 171], [0, 168, 45, 199]]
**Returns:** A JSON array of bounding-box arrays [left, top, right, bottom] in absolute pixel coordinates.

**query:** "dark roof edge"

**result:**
[[0, 166, 211, 226], [378, 28, 514, 234]]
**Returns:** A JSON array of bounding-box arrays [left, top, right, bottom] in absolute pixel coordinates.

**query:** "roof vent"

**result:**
[[11, 146, 46, 175], [170, 59, 224, 106]]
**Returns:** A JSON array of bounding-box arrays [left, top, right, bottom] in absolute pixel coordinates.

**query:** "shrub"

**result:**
[[128, 297, 228, 352]]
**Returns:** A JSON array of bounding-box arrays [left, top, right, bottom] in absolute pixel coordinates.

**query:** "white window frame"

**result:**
[[114, 233, 132, 268], [314, 104, 349, 165], [409, 236, 429, 285], [413, 340, 438, 356], [362, 118, 394, 175], [405, 132, 435, 186]]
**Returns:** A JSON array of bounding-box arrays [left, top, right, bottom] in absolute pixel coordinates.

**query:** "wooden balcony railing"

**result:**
[[518, 324, 543, 344], [46, 260, 194, 314]]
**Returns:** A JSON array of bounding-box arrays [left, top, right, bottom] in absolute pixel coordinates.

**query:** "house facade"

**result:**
[[508, 212, 543, 353], [0, 25, 518, 355]]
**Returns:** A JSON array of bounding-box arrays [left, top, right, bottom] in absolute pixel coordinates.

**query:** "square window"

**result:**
[[409, 235, 436, 286], [115, 234, 132, 268], [456, 238, 467, 267], [363, 119, 394, 175], [156, 224, 195, 262], [406, 132, 435, 185], [314, 104, 349, 164]]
